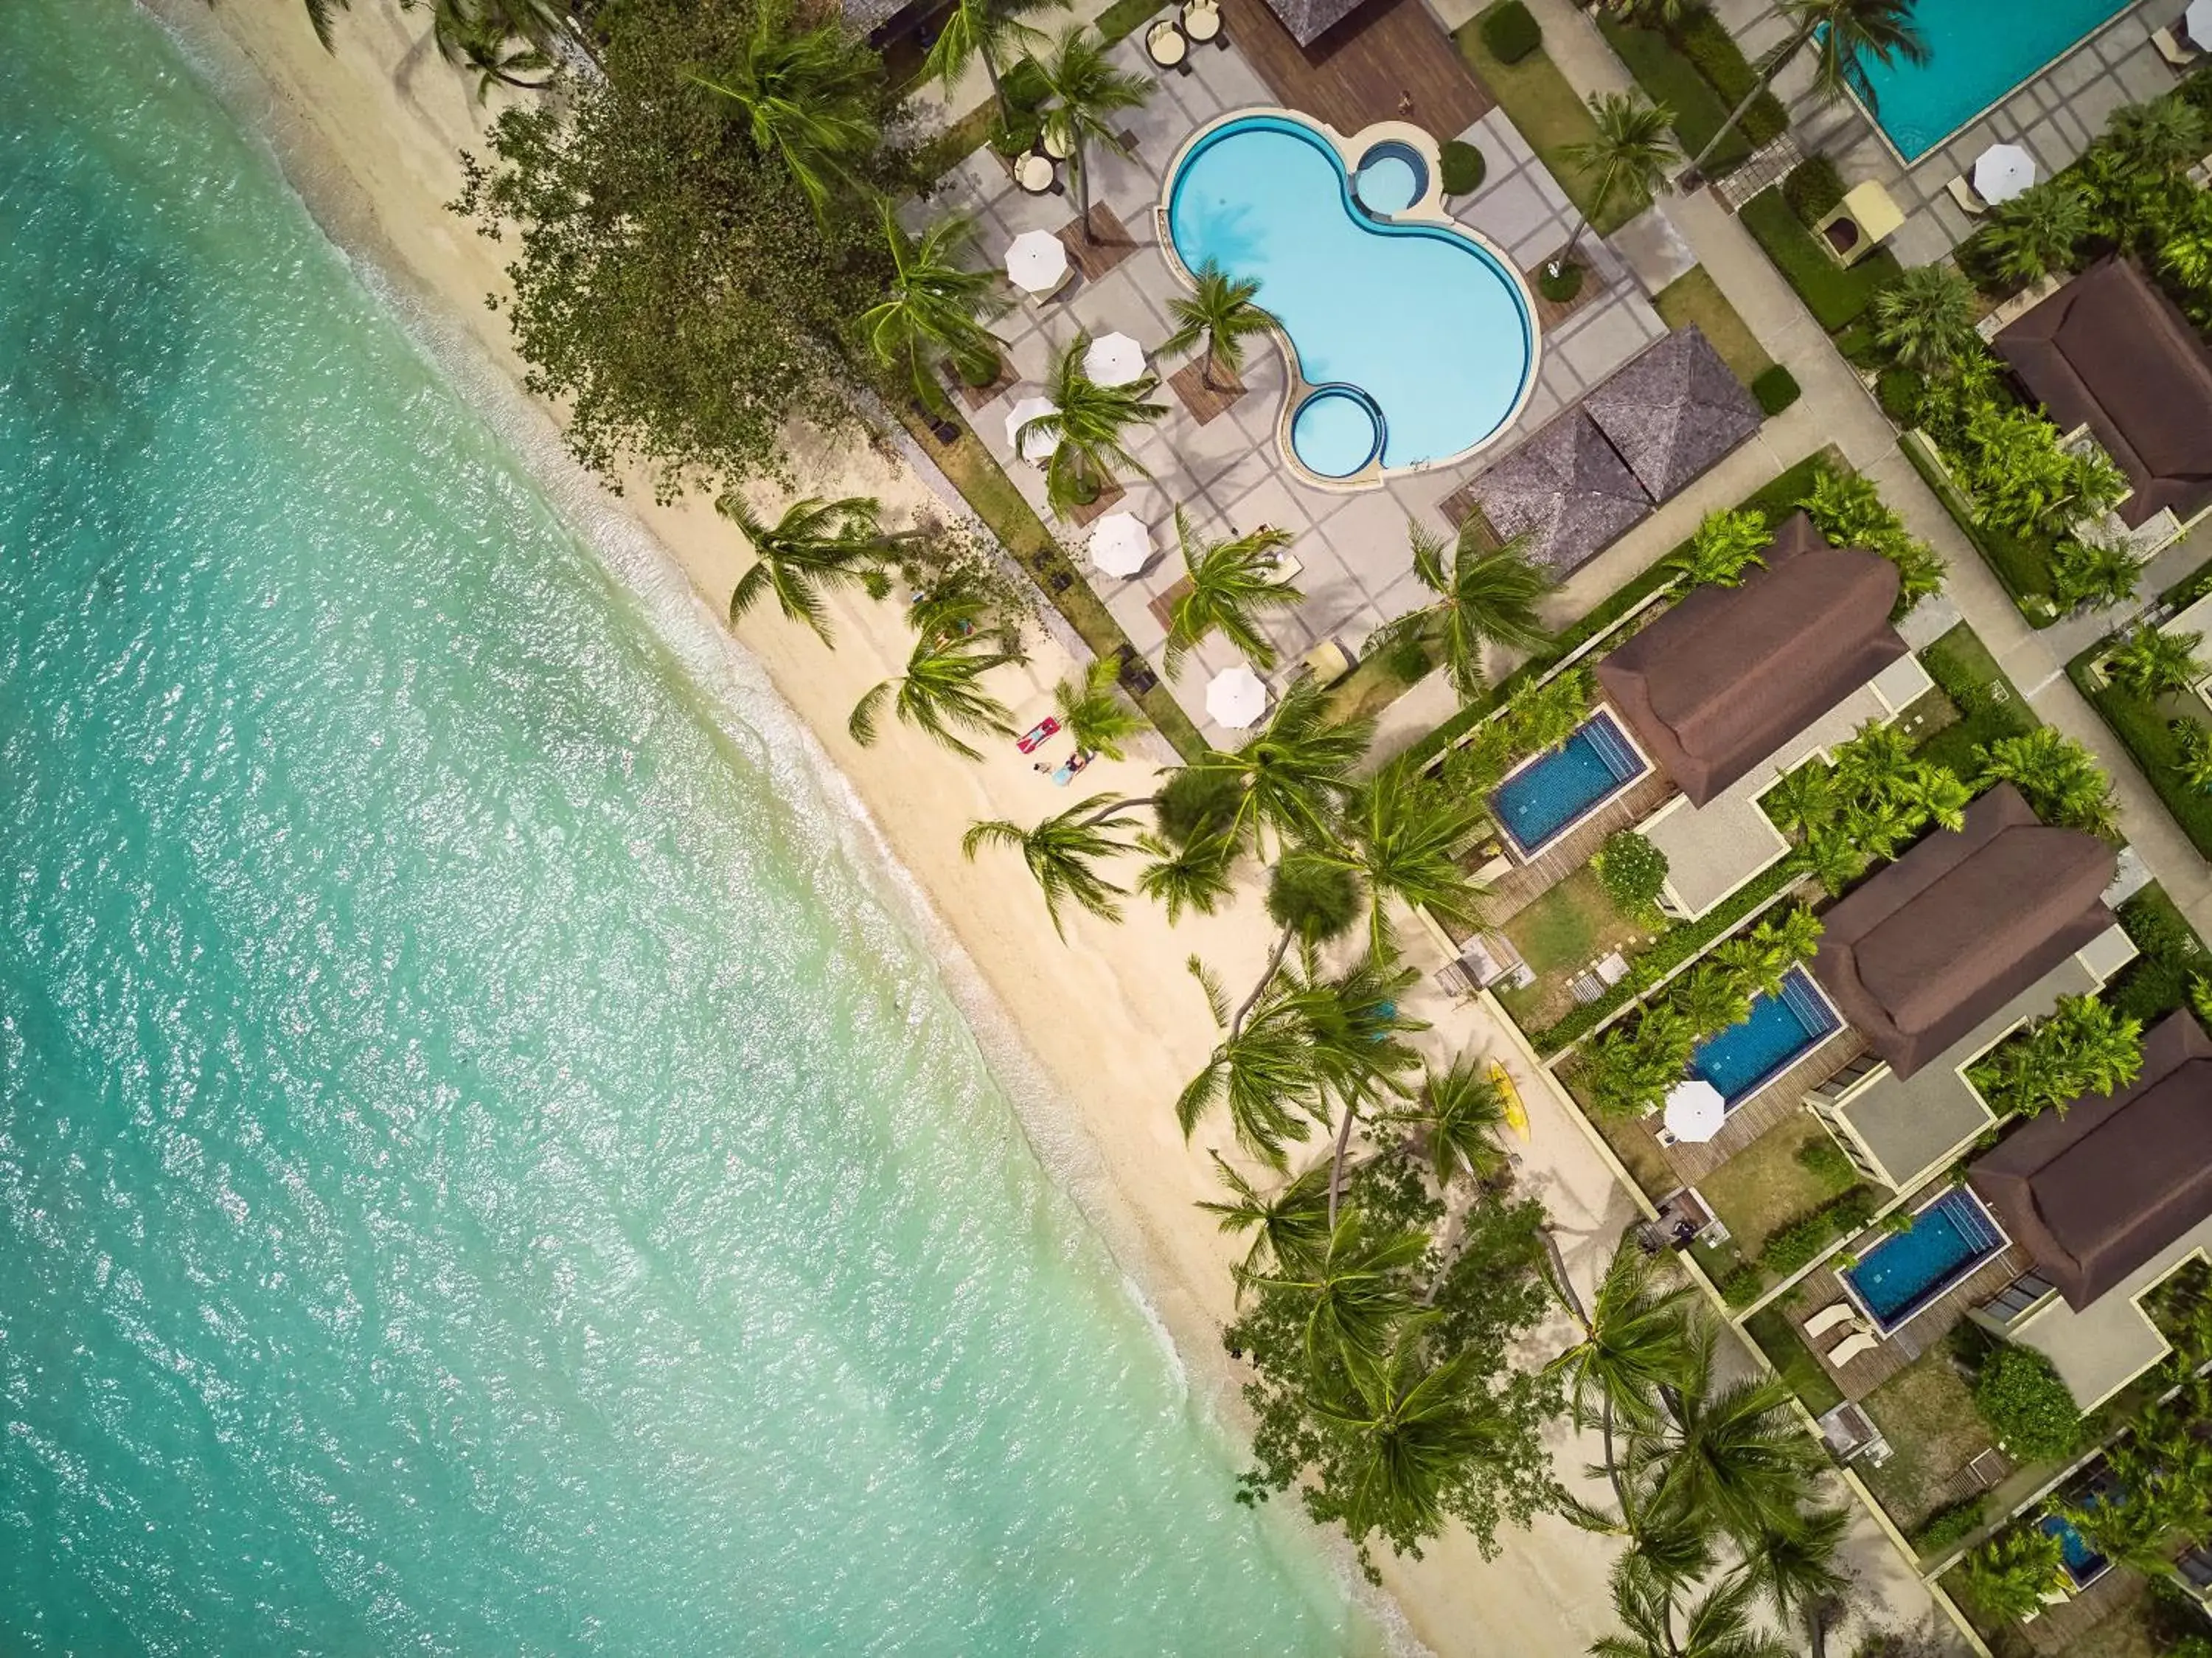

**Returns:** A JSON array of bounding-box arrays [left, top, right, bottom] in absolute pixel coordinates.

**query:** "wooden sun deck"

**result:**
[[2020, 1561, 2148, 1654], [1477, 769, 1676, 924], [1219, 0, 1493, 142], [1646, 1030, 1867, 1184], [1791, 1244, 2034, 1402]]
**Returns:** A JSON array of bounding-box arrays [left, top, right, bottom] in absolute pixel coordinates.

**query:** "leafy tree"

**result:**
[[861, 209, 1007, 412], [1958, 1526, 2068, 1623], [1596, 830, 1669, 913], [1971, 1345, 2084, 1461], [1981, 180, 2093, 287], [849, 626, 1020, 759], [2107, 624, 2207, 700], [961, 794, 1144, 935], [1871, 264, 1980, 377], [1966, 991, 2143, 1118], [1034, 24, 1152, 237], [1052, 656, 1144, 759], [681, 0, 884, 218], [1363, 524, 1553, 704], [1666, 507, 1770, 589], [1162, 510, 1302, 670], [1023, 332, 1166, 516], [1558, 92, 1679, 269], [1164, 262, 1273, 392], [1975, 726, 2121, 839], [1689, 0, 1926, 174], [453, 0, 896, 499], [2048, 534, 2141, 614], [921, 0, 1061, 115], [720, 492, 900, 642]]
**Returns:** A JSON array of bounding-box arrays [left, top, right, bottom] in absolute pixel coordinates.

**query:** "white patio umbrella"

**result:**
[[1004, 229, 1068, 294], [1662, 1079, 1728, 1145], [1206, 665, 1270, 729], [2190, 0, 2212, 50], [1083, 331, 1147, 386], [1004, 396, 1059, 465], [1088, 512, 1152, 577], [1972, 142, 2037, 206]]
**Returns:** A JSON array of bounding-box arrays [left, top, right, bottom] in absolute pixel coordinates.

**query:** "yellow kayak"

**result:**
[[1488, 1061, 1531, 1142]]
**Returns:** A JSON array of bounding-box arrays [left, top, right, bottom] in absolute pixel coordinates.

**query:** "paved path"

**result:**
[[1515, 0, 2212, 933]]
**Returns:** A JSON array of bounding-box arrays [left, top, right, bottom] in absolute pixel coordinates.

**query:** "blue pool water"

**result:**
[[1489, 712, 1646, 853], [2040, 1511, 2111, 1587], [1851, 0, 2134, 162], [1843, 1190, 2008, 1331], [1167, 114, 1534, 474], [1690, 970, 1840, 1104]]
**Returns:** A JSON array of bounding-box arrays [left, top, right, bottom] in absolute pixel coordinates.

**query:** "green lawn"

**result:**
[[1745, 1305, 1845, 1417], [1454, 15, 1647, 235], [1494, 867, 1655, 1033], [1696, 1115, 1855, 1258], [1913, 620, 2038, 775], [1652, 266, 1774, 387], [1095, 0, 1166, 43], [1738, 187, 1901, 333], [2070, 654, 2212, 859], [1857, 1347, 1997, 1530], [1596, 16, 1750, 176]]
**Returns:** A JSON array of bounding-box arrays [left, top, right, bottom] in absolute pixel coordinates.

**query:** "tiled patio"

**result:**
[[920, 35, 1669, 740]]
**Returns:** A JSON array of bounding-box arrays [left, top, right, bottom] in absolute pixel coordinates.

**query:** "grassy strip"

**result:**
[[1652, 266, 1775, 387], [1913, 620, 2038, 774], [1896, 431, 2058, 617], [1095, 0, 1166, 44], [900, 406, 1208, 759], [1596, 17, 1750, 176], [916, 101, 1000, 183], [1403, 450, 1836, 770], [1738, 187, 1899, 332], [2068, 654, 2212, 859], [1745, 1306, 1846, 1417], [1454, 17, 1647, 235]]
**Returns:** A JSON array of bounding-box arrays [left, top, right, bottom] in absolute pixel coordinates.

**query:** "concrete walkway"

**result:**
[[1515, 0, 2212, 933]]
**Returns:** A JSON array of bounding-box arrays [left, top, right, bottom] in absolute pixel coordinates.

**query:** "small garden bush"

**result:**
[[1538, 260, 1585, 302], [1913, 1495, 1987, 1558], [1719, 1263, 1764, 1307], [1759, 1187, 1876, 1276], [1752, 364, 1800, 416], [1439, 139, 1486, 195], [1783, 155, 1846, 225], [1794, 1134, 1854, 1185], [1595, 830, 1668, 912], [1740, 187, 1901, 330], [1480, 0, 1542, 63], [1971, 1345, 2084, 1461], [1875, 366, 1924, 426]]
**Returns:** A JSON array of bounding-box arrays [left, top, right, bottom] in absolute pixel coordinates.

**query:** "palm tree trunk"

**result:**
[[1073, 140, 1095, 241], [981, 46, 1008, 117], [1229, 923, 1295, 1040], [1551, 209, 1591, 276], [1540, 1224, 1588, 1325], [1688, 24, 1803, 174], [1074, 794, 1158, 829], [1326, 1098, 1361, 1230]]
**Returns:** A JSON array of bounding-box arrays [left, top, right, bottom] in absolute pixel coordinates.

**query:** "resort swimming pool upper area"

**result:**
[[1848, 0, 2135, 162], [1162, 111, 1538, 486]]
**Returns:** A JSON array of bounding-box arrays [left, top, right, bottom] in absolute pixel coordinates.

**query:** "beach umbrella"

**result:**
[[2191, 0, 2212, 49], [1088, 512, 1152, 577], [1662, 1079, 1727, 1145], [1005, 396, 1059, 464], [1972, 142, 2037, 206], [1004, 229, 1069, 294], [1083, 332, 1147, 386], [1205, 665, 1269, 729]]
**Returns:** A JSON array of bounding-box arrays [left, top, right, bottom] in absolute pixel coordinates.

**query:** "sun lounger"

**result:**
[[1945, 175, 1990, 216], [1826, 1329, 1880, 1368], [2156, 25, 2204, 68], [1803, 1301, 1860, 1339]]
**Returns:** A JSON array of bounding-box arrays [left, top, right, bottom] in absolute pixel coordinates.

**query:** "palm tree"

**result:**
[[2106, 94, 2210, 177], [1323, 759, 1491, 951], [1266, 851, 1365, 948], [1178, 957, 1338, 1165], [1135, 828, 1240, 920], [1050, 656, 1144, 760], [2176, 721, 2212, 795], [1194, 676, 1375, 851], [1871, 264, 1980, 376], [720, 493, 905, 645], [1739, 1505, 1852, 1650], [1761, 760, 1836, 837], [2163, 192, 2212, 291], [1666, 507, 1771, 589], [1308, 1332, 1507, 1551], [1557, 92, 1680, 274], [431, 0, 557, 97], [1243, 1208, 1427, 1373], [922, 0, 1062, 115], [1958, 1527, 2068, 1623], [961, 794, 1146, 936], [1163, 509, 1303, 670], [1982, 181, 2092, 287], [1690, 0, 1928, 176], [1021, 333, 1167, 517], [1364, 523, 1552, 703], [1200, 1154, 1333, 1280], [1548, 1237, 1698, 1515], [862, 210, 1008, 413], [1163, 263, 1274, 392], [1393, 1057, 1510, 1187], [1975, 727, 2120, 839], [1592, 1556, 1792, 1658], [1034, 24, 1153, 239], [849, 631, 1021, 759], [684, 2, 881, 218], [2107, 624, 2206, 700], [1635, 1324, 1826, 1550]]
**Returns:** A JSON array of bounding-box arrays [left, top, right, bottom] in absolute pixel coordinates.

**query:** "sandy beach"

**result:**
[[131, 4, 1917, 1650]]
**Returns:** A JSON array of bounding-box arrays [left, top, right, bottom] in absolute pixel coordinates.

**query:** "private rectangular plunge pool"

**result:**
[[1489, 712, 1647, 856], [1841, 1188, 2008, 1334], [2039, 1510, 2112, 1590], [1688, 970, 1840, 1106]]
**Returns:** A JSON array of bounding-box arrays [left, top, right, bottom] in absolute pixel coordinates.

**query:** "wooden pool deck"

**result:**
[[1218, 0, 1493, 142]]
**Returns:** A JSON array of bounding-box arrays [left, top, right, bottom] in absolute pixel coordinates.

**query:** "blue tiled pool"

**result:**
[[1689, 969, 1840, 1105], [1489, 712, 1646, 855], [1850, 0, 2135, 162], [2039, 1510, 2110, 1589], [1842, 1188, 2008, 1333]]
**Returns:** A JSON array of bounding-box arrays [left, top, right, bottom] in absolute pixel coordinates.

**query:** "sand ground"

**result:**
[[132, 4, 1939, 1649]]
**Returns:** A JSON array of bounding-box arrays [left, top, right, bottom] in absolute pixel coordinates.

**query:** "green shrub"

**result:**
[[1794, 1134, 1854, 1185], [1914, 1495, 1987, 1558], [1439, 139, 1486, 195], [1759, 1187, 1877, 1276], [1752, 364, 1800, 416], [1674, 9, 1787, 147], [1093, 0, 1165, 41], [1539, 260, 1586, 302], [1596, 830, 1669, 911], [1783, 156, 1846, 224], [1972, 1345, 2084, 1461], [1834, 320, 1882, 370], [1739, 93, 1790, 150], [1480, 0, 1542, 63], [1739, 187, 1901, 330], [1874, 366, 1924, 426], [1719, 1263, 1764, 1307]]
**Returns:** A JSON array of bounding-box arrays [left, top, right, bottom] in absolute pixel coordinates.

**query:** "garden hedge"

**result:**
[[1971, 1345, 2084, 1462], [1782, 156, 1845, 224], [1739, 187, 1899, 330], [1479, 0, 1542, 63], [1440, 139, 1486, 195], [1752, 364, 1800, 416], [1759, 1187, 1877, 1277]]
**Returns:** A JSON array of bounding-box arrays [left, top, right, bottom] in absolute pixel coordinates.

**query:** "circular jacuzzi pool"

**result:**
[[1290, 386, 1385, 479], [1352, 141, 1426, 215]]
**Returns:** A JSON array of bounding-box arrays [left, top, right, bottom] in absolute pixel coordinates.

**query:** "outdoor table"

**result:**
[[1014, 152, 1057, 195]]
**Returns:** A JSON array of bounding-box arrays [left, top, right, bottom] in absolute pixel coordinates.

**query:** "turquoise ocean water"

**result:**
[[0, 4, 1371, 1651]]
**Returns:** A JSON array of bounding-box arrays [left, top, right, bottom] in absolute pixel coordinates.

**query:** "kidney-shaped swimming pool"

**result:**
[[1165, 113, 1536, 480]]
